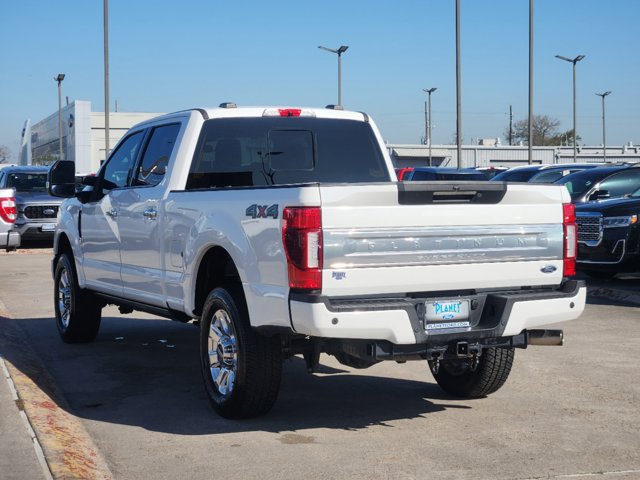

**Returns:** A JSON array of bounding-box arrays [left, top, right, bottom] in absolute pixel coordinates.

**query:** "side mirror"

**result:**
[[47, 160, 76, 198], [589, 189, 610, 201]]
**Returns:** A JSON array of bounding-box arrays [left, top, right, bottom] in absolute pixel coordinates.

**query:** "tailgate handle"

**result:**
[[397, 182, 507, 205]]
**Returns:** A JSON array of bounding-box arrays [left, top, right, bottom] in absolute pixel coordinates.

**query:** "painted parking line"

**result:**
[[0, 300, 112, 480]]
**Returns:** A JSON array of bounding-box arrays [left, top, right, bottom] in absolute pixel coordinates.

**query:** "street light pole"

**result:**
[[455, 0, 462, 168], [555, 54, 585, 163], [318, 45, 349, 106], [54, 74, 65, 161], [596, 91, 612, 162], [104, 0, 110, 162], [423, 88, 437, 166], [528, 0, 533, 164]]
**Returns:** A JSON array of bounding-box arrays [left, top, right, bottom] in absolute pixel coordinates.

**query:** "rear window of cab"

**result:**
[[186, 117, 390, 189]]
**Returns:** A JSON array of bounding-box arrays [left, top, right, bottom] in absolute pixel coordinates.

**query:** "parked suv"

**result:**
[[556, 165, 639, 203], [0, 187, 20, 250], [576, 188, 640, 278], [0, 166, 63, 240], [491, 164, 597, 183]]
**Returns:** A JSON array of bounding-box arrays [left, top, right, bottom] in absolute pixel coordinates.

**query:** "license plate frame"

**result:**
[[41, 223, 56, 232], [425, 299, 470, 331]]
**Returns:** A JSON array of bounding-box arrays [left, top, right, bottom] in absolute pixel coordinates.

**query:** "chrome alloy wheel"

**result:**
[[57, 267, 72, 328], [208, 309, 238, 397]]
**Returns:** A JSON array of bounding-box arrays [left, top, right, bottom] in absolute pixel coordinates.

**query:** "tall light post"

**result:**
[[596, 91, 612, 162], [104, 0, 110, 161], [528, 0, 534, 164], [423, 88, 437, 166], [455, 0, 462, 168], [54, 74, 65, 161], [555, 54, 585, 163], [318, 45, 349, 106]]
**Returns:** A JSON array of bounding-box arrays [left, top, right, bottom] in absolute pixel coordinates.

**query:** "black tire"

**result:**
[[432, 347, 514, 398], [583, 270, 616, 280], [54, 253, 102, 343], [199, 287, 282, 419]]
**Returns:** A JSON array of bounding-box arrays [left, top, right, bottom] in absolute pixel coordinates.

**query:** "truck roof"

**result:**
[[132, 105, 370, 130]]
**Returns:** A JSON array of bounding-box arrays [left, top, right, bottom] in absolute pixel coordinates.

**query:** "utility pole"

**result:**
[[509, 104, 513, 146]]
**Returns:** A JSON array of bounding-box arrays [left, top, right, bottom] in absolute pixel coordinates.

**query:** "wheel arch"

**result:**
[[193, 245, 245, 318]]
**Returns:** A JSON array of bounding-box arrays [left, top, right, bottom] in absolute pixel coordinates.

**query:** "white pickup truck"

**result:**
[[48, 105, 586, 418]]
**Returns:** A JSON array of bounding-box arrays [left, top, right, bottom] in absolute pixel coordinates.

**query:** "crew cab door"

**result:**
[[116, 123, 181, 306], [81, 130, 145, 295]]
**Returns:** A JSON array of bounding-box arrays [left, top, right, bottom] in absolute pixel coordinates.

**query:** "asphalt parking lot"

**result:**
[[1, 248, 639, 480]]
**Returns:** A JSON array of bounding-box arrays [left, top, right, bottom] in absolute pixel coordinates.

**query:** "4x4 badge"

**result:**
[[245, 204, 278, 219]]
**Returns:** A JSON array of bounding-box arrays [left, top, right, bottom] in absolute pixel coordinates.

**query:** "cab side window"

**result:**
[[102, 131, 144, 190], [135, 124, 181, 187]]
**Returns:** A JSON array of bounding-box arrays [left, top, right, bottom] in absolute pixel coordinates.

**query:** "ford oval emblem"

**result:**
[[44, 208, 55, 216], [540, 265, 557, 274]]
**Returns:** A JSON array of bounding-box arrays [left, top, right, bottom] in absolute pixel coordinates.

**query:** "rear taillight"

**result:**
[[282, 207, 322, 291], [0, 196, 17, 224], [563, 203, 577, 277]]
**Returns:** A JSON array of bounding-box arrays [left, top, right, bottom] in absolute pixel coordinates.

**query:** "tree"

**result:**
[[0, 145, 11, 164], [549, 129, 582, 146], [504, 115, 561, 146]]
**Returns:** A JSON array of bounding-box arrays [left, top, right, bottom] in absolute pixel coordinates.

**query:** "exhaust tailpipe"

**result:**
[[527, 329, 564, 346]]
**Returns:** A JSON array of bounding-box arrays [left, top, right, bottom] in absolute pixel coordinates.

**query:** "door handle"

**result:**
[[106, 208, 118, 218], [143, 208, 158, 220]]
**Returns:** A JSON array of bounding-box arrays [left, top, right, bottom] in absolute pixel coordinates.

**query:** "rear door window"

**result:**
[[134, 123, 181, 187]]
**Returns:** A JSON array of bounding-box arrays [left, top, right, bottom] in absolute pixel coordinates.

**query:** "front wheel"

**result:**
[[199, 287, 282, 419], [432, 347, 514, 398], [54, 254, 102, 343]]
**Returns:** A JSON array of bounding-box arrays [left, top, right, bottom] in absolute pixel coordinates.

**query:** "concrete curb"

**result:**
[[0, 299, 113, 480]]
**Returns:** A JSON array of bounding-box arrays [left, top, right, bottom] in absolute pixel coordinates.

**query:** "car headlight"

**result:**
[[602, 215, 638, 228]]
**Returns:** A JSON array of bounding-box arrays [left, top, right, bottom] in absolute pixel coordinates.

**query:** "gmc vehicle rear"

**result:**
[[48, 105, 586, 418]]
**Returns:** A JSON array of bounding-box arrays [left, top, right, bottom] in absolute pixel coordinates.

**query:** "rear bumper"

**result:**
[[289, 280, 586, 345], [0, 230, 20, 250]]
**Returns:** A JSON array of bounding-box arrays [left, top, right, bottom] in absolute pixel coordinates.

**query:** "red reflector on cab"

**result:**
[[278, 108, 302, 117]]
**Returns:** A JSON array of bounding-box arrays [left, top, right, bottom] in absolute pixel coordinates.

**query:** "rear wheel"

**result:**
[[54, 254, 102, 343], [432, 347, 514, 398], [199, 287, 282, 419]]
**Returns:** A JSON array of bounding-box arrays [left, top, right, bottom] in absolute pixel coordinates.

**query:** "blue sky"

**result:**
[[1, 0, 639, 160]]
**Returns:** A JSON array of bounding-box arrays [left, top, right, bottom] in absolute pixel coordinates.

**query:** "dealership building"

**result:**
[[21, 100, 162, 175]]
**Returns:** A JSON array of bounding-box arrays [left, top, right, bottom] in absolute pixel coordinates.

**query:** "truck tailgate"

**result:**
[[320, 182, 568, 297]]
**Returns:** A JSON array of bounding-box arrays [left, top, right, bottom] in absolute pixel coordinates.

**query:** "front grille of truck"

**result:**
[[24, 205, 59, 220], [576, 213, 602, 245]]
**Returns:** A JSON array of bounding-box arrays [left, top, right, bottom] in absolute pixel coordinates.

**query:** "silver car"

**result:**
[[0, 166, 63, 240]]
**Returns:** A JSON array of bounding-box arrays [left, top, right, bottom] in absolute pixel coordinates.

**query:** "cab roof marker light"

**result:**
[[262, 108, 316, 118], [218, 102, 237, 109], [325, 104, 344, 110]]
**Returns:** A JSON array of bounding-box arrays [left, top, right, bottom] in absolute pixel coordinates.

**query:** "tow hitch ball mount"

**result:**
[[427, 342, 481, 375]]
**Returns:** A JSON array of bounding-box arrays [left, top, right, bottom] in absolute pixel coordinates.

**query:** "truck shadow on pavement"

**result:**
[[0, 315, 464, 436]]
